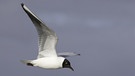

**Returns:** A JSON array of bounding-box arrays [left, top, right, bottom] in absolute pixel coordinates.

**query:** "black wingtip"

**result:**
[[21, 3, 24, 7], [77, 54, 81, 56]]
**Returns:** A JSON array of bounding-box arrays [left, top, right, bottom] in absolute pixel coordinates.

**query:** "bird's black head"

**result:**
[[62, 59, 74, 71]]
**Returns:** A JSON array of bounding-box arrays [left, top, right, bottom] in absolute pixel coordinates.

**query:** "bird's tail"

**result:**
[[20, 60, 34, 66]]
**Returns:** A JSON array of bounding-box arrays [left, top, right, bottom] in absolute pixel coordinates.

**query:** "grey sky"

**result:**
[[1, 0, 135, 76]]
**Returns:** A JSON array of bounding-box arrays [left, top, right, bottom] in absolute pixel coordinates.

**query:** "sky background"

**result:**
[[0, 0, 135, 76]]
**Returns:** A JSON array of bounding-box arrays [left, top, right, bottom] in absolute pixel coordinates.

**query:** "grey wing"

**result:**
[[58, 52, 80, 57], [21, 3, 58, 57]]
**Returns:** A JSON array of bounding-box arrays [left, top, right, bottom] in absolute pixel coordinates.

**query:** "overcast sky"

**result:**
[[1, 0, 135, 76]]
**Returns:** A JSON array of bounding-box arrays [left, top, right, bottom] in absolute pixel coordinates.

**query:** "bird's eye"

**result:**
[[63, 59, 70, 66], [65, 62, 68, 64]]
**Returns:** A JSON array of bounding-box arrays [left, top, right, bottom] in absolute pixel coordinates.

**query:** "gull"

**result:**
[[21, 3, 80, 71]]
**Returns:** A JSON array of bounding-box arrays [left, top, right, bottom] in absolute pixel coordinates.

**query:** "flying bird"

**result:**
[[21, 3, 80, 71]]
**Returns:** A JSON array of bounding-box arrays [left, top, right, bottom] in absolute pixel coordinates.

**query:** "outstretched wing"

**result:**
[[58, 52, 80, 57], [21, 3, 58, 57]]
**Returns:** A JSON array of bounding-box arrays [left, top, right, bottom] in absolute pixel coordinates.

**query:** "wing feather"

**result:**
[[21, 3, 58, 57], [58, 52, 80, 57]]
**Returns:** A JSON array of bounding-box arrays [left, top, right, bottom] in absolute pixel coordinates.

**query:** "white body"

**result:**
[[32, 57, 65, 69]]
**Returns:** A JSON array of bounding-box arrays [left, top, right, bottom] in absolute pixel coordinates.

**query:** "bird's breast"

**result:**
[[32, 57, 62, 69]]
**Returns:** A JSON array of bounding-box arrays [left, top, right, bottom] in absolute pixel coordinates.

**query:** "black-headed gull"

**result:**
[[21, 3, 80, 71]]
